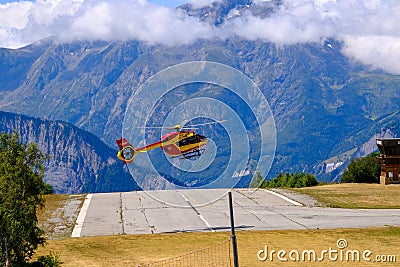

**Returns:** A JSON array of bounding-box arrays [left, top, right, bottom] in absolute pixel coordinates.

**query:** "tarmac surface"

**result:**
[[71, 189, 400, 237]]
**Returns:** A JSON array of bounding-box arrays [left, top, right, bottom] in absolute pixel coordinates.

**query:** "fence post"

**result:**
[[228, 191, 239, 267], [5, 237, 9, 267]]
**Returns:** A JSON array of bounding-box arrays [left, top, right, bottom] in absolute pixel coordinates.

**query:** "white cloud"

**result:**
[[226, 0, 400, 73], [64, 0, 216, 45], [226, 2, 335, 44], [0, 0, 400, 74], [0, 0, 217, 47], [0, 1, 32, 29], [342, 35, 400, 74]]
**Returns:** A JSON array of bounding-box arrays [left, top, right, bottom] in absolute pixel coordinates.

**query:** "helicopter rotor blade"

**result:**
[[178, 127, 199, 130], [184, 120, 227, 128], [134, 120, 226, 130], [134, 126, 164, 129]]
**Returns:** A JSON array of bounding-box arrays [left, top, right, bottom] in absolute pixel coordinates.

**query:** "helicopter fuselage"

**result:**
[[138, 130, 207, 156], [116, 130, 208, 163]]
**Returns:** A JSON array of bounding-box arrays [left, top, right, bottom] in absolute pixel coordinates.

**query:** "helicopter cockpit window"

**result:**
[[179, 139, 188, 146], [178, 133, 207, 147]]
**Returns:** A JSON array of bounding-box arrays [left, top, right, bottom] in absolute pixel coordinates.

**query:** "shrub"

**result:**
[[261, 172, 318, 188], [31, 252, 62, 267]]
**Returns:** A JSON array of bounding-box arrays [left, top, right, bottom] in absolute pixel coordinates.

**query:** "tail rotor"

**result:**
[[116, 138, 138, 164]]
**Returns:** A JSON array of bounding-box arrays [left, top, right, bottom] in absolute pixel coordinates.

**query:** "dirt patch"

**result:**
[[270, 188, 325, 207], [38, 194, 85, 239]]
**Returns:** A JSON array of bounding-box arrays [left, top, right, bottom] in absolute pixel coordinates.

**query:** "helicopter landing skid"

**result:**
[[175, 148, 205, 160]]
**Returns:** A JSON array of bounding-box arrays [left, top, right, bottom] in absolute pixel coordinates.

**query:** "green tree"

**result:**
[[341, 152, 380, 183], [261, 172, 318, 188], [0, 132, 49, 266], [302, 173, 318, 187]]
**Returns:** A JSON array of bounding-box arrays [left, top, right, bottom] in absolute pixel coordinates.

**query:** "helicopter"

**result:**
[[116, 120, 225, 164]]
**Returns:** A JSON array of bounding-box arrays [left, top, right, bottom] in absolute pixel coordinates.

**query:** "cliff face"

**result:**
[[0, 111, 138, 193]]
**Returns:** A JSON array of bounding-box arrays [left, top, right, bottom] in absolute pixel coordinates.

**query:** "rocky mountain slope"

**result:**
[[0, 111, 139, 193], [0, 0, 399, 187]]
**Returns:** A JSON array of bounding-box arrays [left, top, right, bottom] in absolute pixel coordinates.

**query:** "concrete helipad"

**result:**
[[71, 189, 400, 237]]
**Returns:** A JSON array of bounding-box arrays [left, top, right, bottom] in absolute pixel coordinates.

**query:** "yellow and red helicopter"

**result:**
[[116, 121, 225, 164]]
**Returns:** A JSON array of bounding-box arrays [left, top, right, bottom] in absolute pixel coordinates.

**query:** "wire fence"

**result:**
[[139, 238, 232, 267]]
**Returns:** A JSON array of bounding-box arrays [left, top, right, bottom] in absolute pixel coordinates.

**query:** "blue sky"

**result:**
[[0, 0, 30, 3], [150, 0, 186, 7]]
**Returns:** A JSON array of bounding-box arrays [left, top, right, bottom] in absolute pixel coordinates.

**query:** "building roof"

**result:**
[[376, 138, 400, 156]]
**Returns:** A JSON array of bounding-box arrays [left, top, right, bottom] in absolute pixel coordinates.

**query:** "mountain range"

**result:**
[[0, 111, 139, 193], [0, 0, 399, 193]]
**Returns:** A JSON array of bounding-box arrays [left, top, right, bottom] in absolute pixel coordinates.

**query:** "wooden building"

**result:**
[[376, 138, 400, 185]]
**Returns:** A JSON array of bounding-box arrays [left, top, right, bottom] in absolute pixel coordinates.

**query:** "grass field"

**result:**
[[292, 183, 400, 209], [33, 184, 400, 266], [34, 227, 400, 266]]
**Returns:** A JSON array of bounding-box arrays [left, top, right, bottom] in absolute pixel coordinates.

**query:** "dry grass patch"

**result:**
[[292, 183, 400, 208], [34, 232, 230, 266], [33, 227, 400, 266]]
